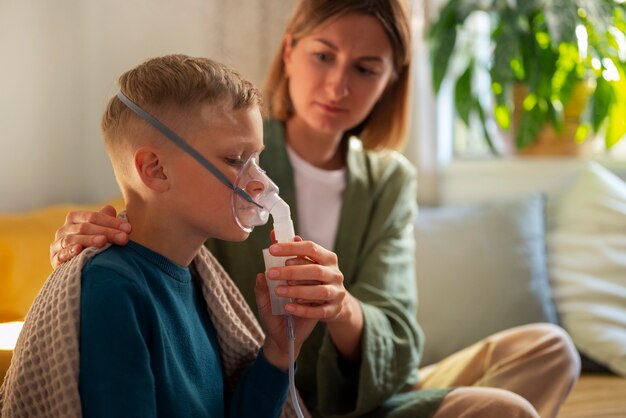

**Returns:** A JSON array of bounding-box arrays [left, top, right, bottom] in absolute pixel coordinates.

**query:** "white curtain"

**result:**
[[407, 0, 451, 206]]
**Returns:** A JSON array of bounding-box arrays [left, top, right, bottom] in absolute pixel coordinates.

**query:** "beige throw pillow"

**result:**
[[549, 162, 626, 377]]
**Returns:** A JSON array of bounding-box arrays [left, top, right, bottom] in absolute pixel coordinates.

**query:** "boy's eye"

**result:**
[[224, 157, 245, 167]]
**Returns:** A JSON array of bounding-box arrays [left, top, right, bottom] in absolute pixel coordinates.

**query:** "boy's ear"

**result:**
[[134, 147, 169, 192]]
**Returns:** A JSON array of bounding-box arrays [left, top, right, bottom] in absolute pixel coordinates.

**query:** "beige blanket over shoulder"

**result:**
[[0, 244, 308, 418]]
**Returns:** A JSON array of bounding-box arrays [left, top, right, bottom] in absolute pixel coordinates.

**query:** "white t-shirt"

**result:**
[[285, 145, 346, 251]]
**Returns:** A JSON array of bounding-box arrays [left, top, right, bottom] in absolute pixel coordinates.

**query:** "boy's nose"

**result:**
[[245, 179, 265, 200]]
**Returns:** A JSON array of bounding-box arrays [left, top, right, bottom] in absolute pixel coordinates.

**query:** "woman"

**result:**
[[50, 1, 579, 417]]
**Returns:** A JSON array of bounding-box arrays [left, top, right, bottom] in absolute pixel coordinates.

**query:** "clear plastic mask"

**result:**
[[231, 153, 281, 232]]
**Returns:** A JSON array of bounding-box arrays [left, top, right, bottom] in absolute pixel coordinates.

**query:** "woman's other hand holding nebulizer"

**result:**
[[254, 240, 318, 371], [264, 233, 364, 363]]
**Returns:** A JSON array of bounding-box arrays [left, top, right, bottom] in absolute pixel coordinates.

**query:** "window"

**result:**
[[408, 0, 626, 207]]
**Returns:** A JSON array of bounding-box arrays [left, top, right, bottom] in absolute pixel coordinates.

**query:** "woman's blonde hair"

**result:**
[[263, 0, 411, 151]]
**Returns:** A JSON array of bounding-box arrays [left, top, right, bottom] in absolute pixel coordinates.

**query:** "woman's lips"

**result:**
[[316, 101, 346, 114]]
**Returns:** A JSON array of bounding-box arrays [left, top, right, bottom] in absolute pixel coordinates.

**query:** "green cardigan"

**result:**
[[206, 120, 450, 418]]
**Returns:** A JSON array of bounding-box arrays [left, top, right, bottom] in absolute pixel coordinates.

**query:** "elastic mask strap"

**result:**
[[116, 91, 260, 207]]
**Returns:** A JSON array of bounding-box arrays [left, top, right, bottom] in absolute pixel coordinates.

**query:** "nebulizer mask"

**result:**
[[117, 91, 304, 417], [231, 154, 281, 232]]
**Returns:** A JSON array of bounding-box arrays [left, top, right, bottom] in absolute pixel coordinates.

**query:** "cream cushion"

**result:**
[[549, 162, 626, 377]]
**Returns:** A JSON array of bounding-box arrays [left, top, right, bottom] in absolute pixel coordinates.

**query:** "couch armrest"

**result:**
[[0, 198, 124, 321]]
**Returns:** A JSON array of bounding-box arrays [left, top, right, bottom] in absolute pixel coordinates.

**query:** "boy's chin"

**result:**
[[216, 228, 250, 242], [232, 231, 251, 242]]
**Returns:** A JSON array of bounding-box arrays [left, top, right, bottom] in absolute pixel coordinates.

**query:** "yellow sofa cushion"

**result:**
[[0, 198, 124, 321]]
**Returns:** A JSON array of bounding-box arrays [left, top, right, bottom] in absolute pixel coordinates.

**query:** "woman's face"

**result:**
[[283, 13, 395, 137]]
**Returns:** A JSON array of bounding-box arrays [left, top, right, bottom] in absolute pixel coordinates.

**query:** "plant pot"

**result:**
[[510, 83, 595, 156]]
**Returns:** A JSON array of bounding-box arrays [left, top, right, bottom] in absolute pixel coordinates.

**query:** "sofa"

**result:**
[[1, 164, 625, 417], [0, 198, 125, 384], [414, 161, 626, 417]]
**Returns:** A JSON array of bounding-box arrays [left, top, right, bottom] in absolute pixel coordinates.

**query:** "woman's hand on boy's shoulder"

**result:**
[[50, 205, 131, 268]]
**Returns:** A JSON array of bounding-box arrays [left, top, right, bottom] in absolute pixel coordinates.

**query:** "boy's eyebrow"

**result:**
[[312, 38, 385, 63], [234, 141, 265, 154]]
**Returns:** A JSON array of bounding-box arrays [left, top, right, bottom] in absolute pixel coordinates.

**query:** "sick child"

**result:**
[[0, 54, 317, 418]]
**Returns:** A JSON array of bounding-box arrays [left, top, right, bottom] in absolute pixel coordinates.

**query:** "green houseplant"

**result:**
[[428, 0, 626, 155]]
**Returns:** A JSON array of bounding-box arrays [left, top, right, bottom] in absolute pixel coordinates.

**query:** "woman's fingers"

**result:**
[[50, 224, 124, 261], [267, 263, 339, 284], [50, 244, 83, 269], [270, 230, 303, 244], [264, 238, 346, 321], [284, 257, 314, 266], [276, 282, 341, 303], [49, 206, 131, 268], [58, 206, 131, 240], [285, 300, 342, 320], [287, 279, 320, 286], [269, 240, 336, 266]]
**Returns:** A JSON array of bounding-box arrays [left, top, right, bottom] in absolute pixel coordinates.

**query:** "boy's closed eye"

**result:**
[[224, 156, 245, 167]]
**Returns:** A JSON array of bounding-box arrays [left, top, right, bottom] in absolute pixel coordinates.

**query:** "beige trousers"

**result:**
[[418, 323, 580, 418]]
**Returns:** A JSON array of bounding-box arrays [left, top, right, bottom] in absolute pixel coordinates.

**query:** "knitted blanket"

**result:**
[[0, 244, 308, 418]]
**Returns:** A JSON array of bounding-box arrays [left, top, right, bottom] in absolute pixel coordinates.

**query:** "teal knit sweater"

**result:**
[[79, 240, 289, 417]]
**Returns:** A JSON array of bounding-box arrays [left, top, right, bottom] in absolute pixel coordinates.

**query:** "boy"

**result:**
[[0, 54, 316, 418]]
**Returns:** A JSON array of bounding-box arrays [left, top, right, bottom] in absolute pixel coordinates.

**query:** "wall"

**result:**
[[0, 0, 294, 212], [440, 158, 626, 206]]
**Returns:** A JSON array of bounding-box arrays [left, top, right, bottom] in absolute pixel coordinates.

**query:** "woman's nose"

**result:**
[[326, 66, 349, 100]]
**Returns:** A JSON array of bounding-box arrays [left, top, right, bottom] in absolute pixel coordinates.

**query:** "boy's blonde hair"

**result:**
[[102, 54, 262, 176], [263, 0, 411, 151]]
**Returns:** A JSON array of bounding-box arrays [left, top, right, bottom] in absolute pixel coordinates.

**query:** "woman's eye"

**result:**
[[356, 65, 377, 76], [314, 52, 332, 63]]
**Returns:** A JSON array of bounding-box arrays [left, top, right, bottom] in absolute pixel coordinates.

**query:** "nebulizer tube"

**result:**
[[259, 193, 304, 418], [286, 315, 305, 418]]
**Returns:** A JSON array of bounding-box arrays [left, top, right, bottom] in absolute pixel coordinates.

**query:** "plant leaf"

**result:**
[[606, 107, 626, 148], [544, 0, 578, 47], [491, 11, 522, 84], [591, 76, 613, 131], [494, 103, 511, 130], [428, 0, 461, 92], [474, 98, 499, 155], [575, 123, 590, 143], [605, 73, 626, 147], [517, 105, 547, 149], [579, 0, 614, 37], [455, 65, 474, 125]]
